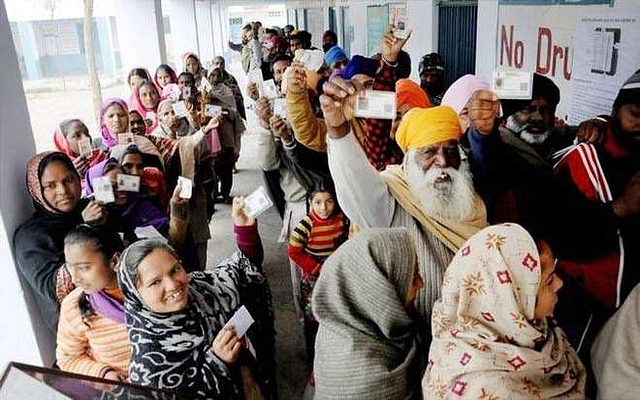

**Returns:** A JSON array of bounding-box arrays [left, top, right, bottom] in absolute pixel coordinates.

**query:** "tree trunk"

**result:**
[[83, 0, 102, 131]]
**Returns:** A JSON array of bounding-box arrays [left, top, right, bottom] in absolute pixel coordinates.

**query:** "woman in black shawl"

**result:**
[[118, 198, 276, 399], [13, 151, 106, 336]]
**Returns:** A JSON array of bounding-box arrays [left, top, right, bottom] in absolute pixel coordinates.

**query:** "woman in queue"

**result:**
[[131, 81, 161, 134], [53, 118, 107, 187]]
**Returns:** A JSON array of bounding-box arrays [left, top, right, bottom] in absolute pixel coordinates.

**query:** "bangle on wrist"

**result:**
[[381, 55, 398, 67]]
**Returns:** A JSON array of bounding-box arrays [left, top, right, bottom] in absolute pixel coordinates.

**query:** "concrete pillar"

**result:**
[[168, 0, 199, 70], [96, 17, 116, 79], [113, 0, 166, 77], [195, 0, 215, 65], [16, 21, 41, 80], [0, 1, 52, 367], [405, 0, 438, 83], [475, 0, 499, 83]]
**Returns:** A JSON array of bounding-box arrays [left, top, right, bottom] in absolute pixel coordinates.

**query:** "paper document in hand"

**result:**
[[205, 104, 223, 118], [118, 133, 135, 146], [177, 176, 193, 199], [243, 186, 273, 218], [77, 138, 93, 158], [172, 101, 188, 118], [225, 305, 255, 338], [491, 70, 533, 100], [354, 90, 396, 119], [93, 177, 115, 204], [116, 174, 140, 192], [134, 226, 166, 242], [273, 98, 287, 120]]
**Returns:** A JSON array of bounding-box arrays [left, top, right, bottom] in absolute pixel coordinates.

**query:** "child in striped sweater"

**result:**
[[288, 182, 349, 368]]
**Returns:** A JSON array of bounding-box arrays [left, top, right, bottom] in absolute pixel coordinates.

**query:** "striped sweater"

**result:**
[[288, 210, 349, 275], [56, 287, 130, 378]]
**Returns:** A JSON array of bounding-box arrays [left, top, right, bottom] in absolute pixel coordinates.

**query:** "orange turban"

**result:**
[[395, 106, 462, 153], [396, 79, 431, 110]]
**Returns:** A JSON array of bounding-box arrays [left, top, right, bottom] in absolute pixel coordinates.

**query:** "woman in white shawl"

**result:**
[[423, 223, 585, 399], [312, 228, 427, 399]]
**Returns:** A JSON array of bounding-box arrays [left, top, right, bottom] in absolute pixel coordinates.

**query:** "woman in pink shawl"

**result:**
[[53, 118, 107, 188], [130, 81, 161, 134], [154, 64, 178, 93], [183, 52, 207, 84], [99, 98, 129, 148]]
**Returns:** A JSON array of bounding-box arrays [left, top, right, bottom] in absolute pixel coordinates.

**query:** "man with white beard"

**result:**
[[321, 76, 487, 325], [464, 73, 567, 238]]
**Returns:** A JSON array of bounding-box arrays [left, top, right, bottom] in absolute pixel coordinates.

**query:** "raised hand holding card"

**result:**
[[116, 174, 140, 192], [243, 186, 273, 218], [93, 176, 115, 204]]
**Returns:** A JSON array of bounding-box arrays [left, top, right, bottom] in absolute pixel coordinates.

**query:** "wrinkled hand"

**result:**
[[212, 326, 242, 364], [468, 90, 500, 135], [256, 97, 272, 125], [170, 182, 189, 206], [203, 114, 222, 135], [232, 196, 255, 226], [613, 171, 640, 218], [320, 76, 362, 137], [381, 27, 411, 63], [269, 116, 293, 144], [73, 156, 90, 177], [82, 200, 107, 225], [285, 64, 307, 95], [247, 82, 259, 101], [576, 117, 608, 144]]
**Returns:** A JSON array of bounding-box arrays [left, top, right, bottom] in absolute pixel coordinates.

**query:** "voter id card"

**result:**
[[262, 79, 280, 99], [118, 133, 135, 146], [200, 77, 212, 92], [177, 176, 193, 199], [492, 70, 533, 100], [172, 101, 188, 118], [243, 186, 273, 218], [116, 174, 140, 192], [273, 98, 287, 120], [182, 86, 191, 99], [354, 90, 396, 120], [77, 137, 92, 158], [225, 305, 254, 338], [205, 104, 223, 118], [248, 68, 264, 84], [93, 176, 115, 204], [134, 225, 166, 242]]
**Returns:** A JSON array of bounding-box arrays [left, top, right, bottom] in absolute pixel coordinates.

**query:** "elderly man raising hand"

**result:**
[[322, 76, 487, 322]]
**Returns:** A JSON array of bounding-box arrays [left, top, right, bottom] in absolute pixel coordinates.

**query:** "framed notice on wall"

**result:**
[[366, 5, 389, 56]]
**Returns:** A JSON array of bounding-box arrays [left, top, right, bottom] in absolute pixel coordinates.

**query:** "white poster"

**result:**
[[568, 11, 640, 124], [496, 3, 613, 120]]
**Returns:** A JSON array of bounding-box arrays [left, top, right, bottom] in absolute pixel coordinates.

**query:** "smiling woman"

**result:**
[[117, 199, 276, 398]]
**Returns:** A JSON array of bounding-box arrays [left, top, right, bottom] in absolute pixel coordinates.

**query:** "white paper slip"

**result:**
[[273, 98, 287, 120], [145, 111, 156, 123], [134, 225, 167, 242], [491, 70, 533, 100], [118, 133, 135, 146], [93, 176, 115, 203], [243, 186, 273, 218], [294, 49, 325, 72], [205, 104, 223, 118], [354, 90, 397, 120], [200, 76, 212, 92], [389, 4, 409, 39], [77, 137, 92, 158], [225, 305, 254, 338], [177, 176, 193, 199], [182, 86, 191, 99], [262, 79, 280, 99], [172, 101, 189, 118], [116, 174, 140, 192], [247, 68, 264, 84]]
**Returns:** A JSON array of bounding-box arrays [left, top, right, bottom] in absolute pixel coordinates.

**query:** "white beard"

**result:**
[[404, 150, 476, 222], [506, 115, 551, 145]]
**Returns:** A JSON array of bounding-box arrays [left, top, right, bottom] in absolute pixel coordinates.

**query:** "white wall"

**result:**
[[168, 0, 199, 69], [114, 0, 166, 77], [0, 1, 53, 367], [346, 0, 438, 83]]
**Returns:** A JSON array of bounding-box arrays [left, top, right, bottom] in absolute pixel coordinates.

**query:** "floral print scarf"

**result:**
[[423, 223, 585, 399]]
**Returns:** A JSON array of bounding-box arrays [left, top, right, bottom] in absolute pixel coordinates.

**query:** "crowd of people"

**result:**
[[11, 19, 640, 399]]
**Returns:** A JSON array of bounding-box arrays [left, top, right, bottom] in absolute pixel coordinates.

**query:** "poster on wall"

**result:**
[[366, 5, 388, 56], [496, 2, 615, 119], [568, 11, 640, 124]]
